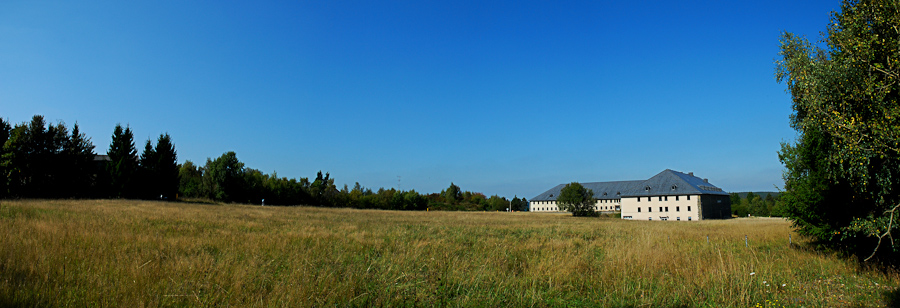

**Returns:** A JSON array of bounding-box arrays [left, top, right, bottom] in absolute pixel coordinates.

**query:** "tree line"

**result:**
[[729, 192, 783, 217], [0, 115, 177, 199], [0, 115, 528, 211]]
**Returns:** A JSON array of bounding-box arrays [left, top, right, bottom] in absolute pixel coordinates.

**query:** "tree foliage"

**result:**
[[776, 0, 900, 261], [107, 124, 138, 198], [558, 182, 597, 217]]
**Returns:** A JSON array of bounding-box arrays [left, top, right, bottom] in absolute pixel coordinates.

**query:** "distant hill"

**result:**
[[732, 191, 781, 199]]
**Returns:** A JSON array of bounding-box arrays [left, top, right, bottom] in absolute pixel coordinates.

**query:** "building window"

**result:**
[[665, 207, 669, 212], [649, 217, 652, 221], [638, 198, 640, 202], [664, 196, 668, 201], [676, 206, 680, 211], [677, 217, 681, 221], [649, 207, 652, 212], [648, 197, 652, 202], [676, 196, 679, 201], [659, 196, 662, 201], [688, 216, 692, 221], [688, 206, 691, 211], [638, 207, 641, 212], [623, 216, 632, 219], [687, 195, 691, 200], [659, 207, 663, 212]]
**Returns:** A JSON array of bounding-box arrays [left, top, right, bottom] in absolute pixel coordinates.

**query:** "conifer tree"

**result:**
[[62, 123, 96, 197], [107, 124, 137, 198], [139, 139, 158, 199], [154, 133, 178, 200]]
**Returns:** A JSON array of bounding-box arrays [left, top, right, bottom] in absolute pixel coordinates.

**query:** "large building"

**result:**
[[529, 169, 731, 221]]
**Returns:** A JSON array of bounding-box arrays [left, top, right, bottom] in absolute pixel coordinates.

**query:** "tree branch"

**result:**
[[864, 202, 900, 262]]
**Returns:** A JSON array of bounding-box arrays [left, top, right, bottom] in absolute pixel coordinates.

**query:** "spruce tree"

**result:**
[[107, 124, 137, 198], [139, 139, 158, 199], [154, 133, 178, 200], [62, 123, 96, 197]]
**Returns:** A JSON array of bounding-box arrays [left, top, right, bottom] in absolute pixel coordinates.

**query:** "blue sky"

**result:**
[[1, 1, 839, 199]]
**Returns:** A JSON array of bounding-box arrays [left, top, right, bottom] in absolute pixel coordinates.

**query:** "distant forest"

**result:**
[[729, 192, 782, 217], [0, 115, 529, 212]]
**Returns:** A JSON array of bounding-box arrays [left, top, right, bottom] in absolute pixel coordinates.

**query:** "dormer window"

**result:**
[[671, 184, 677, 190], [644, 186, 651, 191], [549, 194, 553, 197], [602, 192, 608, 196]]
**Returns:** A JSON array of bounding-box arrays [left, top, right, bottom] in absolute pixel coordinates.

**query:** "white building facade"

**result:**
[[529, 169, 731, 221]]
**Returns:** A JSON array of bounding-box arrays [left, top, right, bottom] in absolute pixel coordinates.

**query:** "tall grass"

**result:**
[[0, 199, 896, 307]]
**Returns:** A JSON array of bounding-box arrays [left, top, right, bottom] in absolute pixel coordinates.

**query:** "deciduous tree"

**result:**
[[776, 0, 900, 261], [558, 182, 597, 217]]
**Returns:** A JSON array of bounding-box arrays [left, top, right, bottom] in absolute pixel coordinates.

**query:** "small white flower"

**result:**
[[782, 284, 786, 287], [750, 272, 756, 276], [762, 281, 767, 284]]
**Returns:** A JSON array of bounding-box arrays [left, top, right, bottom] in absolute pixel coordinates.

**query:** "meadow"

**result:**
[[0, 199, 896, 307]]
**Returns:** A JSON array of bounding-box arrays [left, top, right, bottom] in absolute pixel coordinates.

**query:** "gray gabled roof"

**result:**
[[530, 169, 727, 201], [530, 180, 643, 201], [621, 169, 727, 197]]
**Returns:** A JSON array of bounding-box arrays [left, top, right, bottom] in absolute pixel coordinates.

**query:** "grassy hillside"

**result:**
[[0, 200, 896, 307]]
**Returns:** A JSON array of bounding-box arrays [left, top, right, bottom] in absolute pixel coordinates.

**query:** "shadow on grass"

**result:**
[[882, 287, 900, 308], [176, 198, 218, 205]]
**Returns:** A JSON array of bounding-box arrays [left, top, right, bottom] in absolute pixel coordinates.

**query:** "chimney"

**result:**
[[688, 172, 694, 176], [704, 178, 709, 183]]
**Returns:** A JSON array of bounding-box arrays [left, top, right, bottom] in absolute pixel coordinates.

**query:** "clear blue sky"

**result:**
[[1, 1, 839, 199]]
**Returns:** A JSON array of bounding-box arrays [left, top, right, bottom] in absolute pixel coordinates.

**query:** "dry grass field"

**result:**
[[0, 199, 897, 307]]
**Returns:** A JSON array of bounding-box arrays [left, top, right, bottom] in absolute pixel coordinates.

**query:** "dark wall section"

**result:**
[[700, 194, 732, 219]]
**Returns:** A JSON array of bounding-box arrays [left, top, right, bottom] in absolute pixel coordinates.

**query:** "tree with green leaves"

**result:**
[[203, 151, 245, 202], [178, 160, 203, 198], [558, 182, 597, 217], [107, 124, 138, 198], [776, 0, 900, 261], [442, 182, 462, 204]]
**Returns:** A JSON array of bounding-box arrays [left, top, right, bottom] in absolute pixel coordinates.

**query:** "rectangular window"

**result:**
[[677, 217, 681, 221], [664, 196, 668, 201], [665, 207, 669, 212], [676, 206, 680, 211], [687, 195, 691, 200], [648, 197, 652, 202], [688, 206, 692, 211], [688, 216, 692, 221], [648, 207, 652, 212], [658, 196, 662, 201], [637, 198, 640, 202], [649, 217, 652, 221], [659, 207, 663, 212], [638, 207, 641, 212], [676, 196, 679, 201]]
